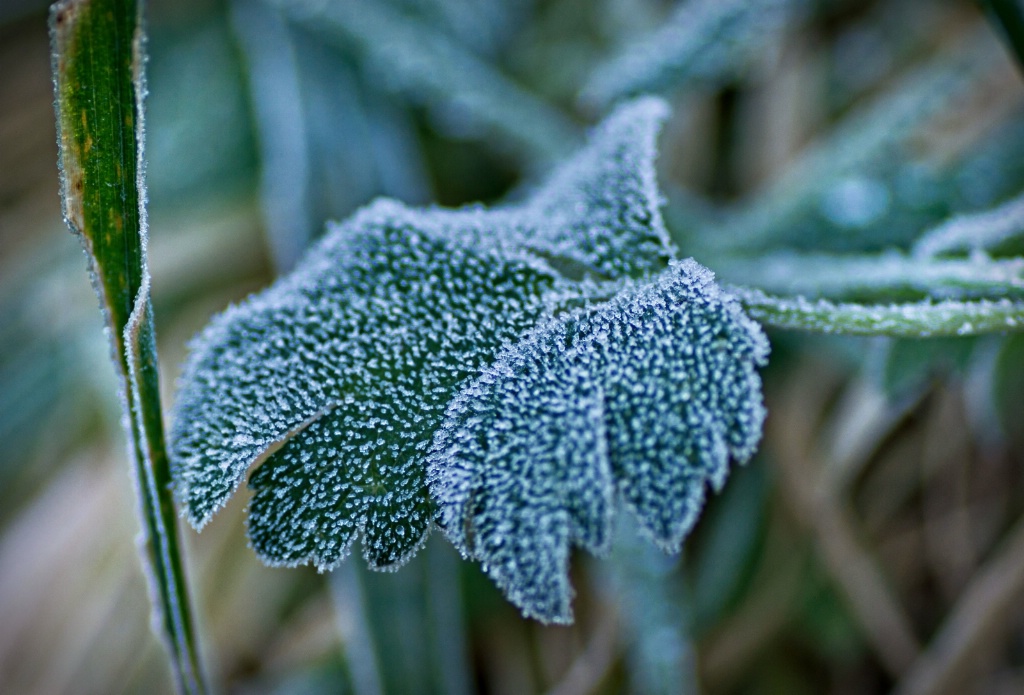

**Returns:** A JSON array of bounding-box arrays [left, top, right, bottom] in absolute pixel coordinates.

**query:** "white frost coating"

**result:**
[[428, 260, 769, 623], [718, 252, 1024, 299], [172, 201, 565, 569], [524, 96, 675, 280], [734, 286, 1024, 337], [580, 0, 803, 109], [171, 97, 768, 612], [913, 191, 1024, 258], [170, 97, 679, 574]]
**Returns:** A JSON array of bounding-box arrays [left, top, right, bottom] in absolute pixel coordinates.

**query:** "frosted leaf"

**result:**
[[429, 260, 769, 622], [522, 96, 675, 280], [170, 98, 679, 572], [172, 201, 565, 568]]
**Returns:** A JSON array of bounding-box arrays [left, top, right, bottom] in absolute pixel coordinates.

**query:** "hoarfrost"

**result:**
[[735, 286, 1024, 337], [429, 260, 768, 622], [172, 202, 564, 569], [913, 191, 1024, 258], [170, 97, 769, 617]]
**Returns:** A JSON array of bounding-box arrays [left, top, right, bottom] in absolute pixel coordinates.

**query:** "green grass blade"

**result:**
[[50, 1, 207, 692], [733, 287, 1024, 337], [717, 253, 1024, 300], [913, 191, 1024, 258]]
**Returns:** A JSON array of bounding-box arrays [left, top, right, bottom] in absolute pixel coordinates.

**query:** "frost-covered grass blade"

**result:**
[[913, 191, 1024, 258], [50, 0, 206, 691], [735, 287, 1024, 337], [718, 252, 1024, 301]]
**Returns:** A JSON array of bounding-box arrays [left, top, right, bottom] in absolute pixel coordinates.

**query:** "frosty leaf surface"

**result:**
[[521, 97, 674, 280], [172, 202, 564, 568], [429, 260, 769, 622], [170, 98, 680, 572]]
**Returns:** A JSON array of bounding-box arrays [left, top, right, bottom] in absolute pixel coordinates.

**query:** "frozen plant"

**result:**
[[169, 97, 769, 621]]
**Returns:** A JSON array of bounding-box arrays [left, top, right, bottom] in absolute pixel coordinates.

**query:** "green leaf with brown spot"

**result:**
[[50, 1, 207, 692]]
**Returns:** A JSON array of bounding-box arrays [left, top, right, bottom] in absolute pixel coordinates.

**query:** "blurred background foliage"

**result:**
[[2, 0, 1024, 693]]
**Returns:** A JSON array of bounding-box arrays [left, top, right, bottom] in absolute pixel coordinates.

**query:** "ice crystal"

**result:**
[[170, 97, 769, 619]]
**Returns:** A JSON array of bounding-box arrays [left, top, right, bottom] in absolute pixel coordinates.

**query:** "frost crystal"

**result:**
[[170, 97, 768, 620], [429, 260, 768, 622]]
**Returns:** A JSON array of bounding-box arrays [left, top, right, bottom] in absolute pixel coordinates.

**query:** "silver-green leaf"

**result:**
[[169, 97, 768, 620], [428, 260, 768, 622]]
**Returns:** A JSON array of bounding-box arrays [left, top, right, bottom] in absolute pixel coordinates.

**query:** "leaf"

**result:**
[[172, 98, 671, 560], [428, 260, 768, 622], [49, 0, 206, 692], [170, 97, 767, 621], [174, 201, 564, 568]]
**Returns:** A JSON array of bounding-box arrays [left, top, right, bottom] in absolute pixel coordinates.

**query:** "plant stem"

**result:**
[[718, 253, 1024, 300], [893, 512, 1024, 695], [50, 1, 207, 692], [733, 287, 1024, 337]]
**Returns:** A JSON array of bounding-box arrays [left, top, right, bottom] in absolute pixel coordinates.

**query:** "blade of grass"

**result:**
[[913, 190, 1024, 258], [268, 0, 581, 167], [50, 1, 207, 692], [717, 252, 1024, 300], [731, 287, 1024, 337]]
